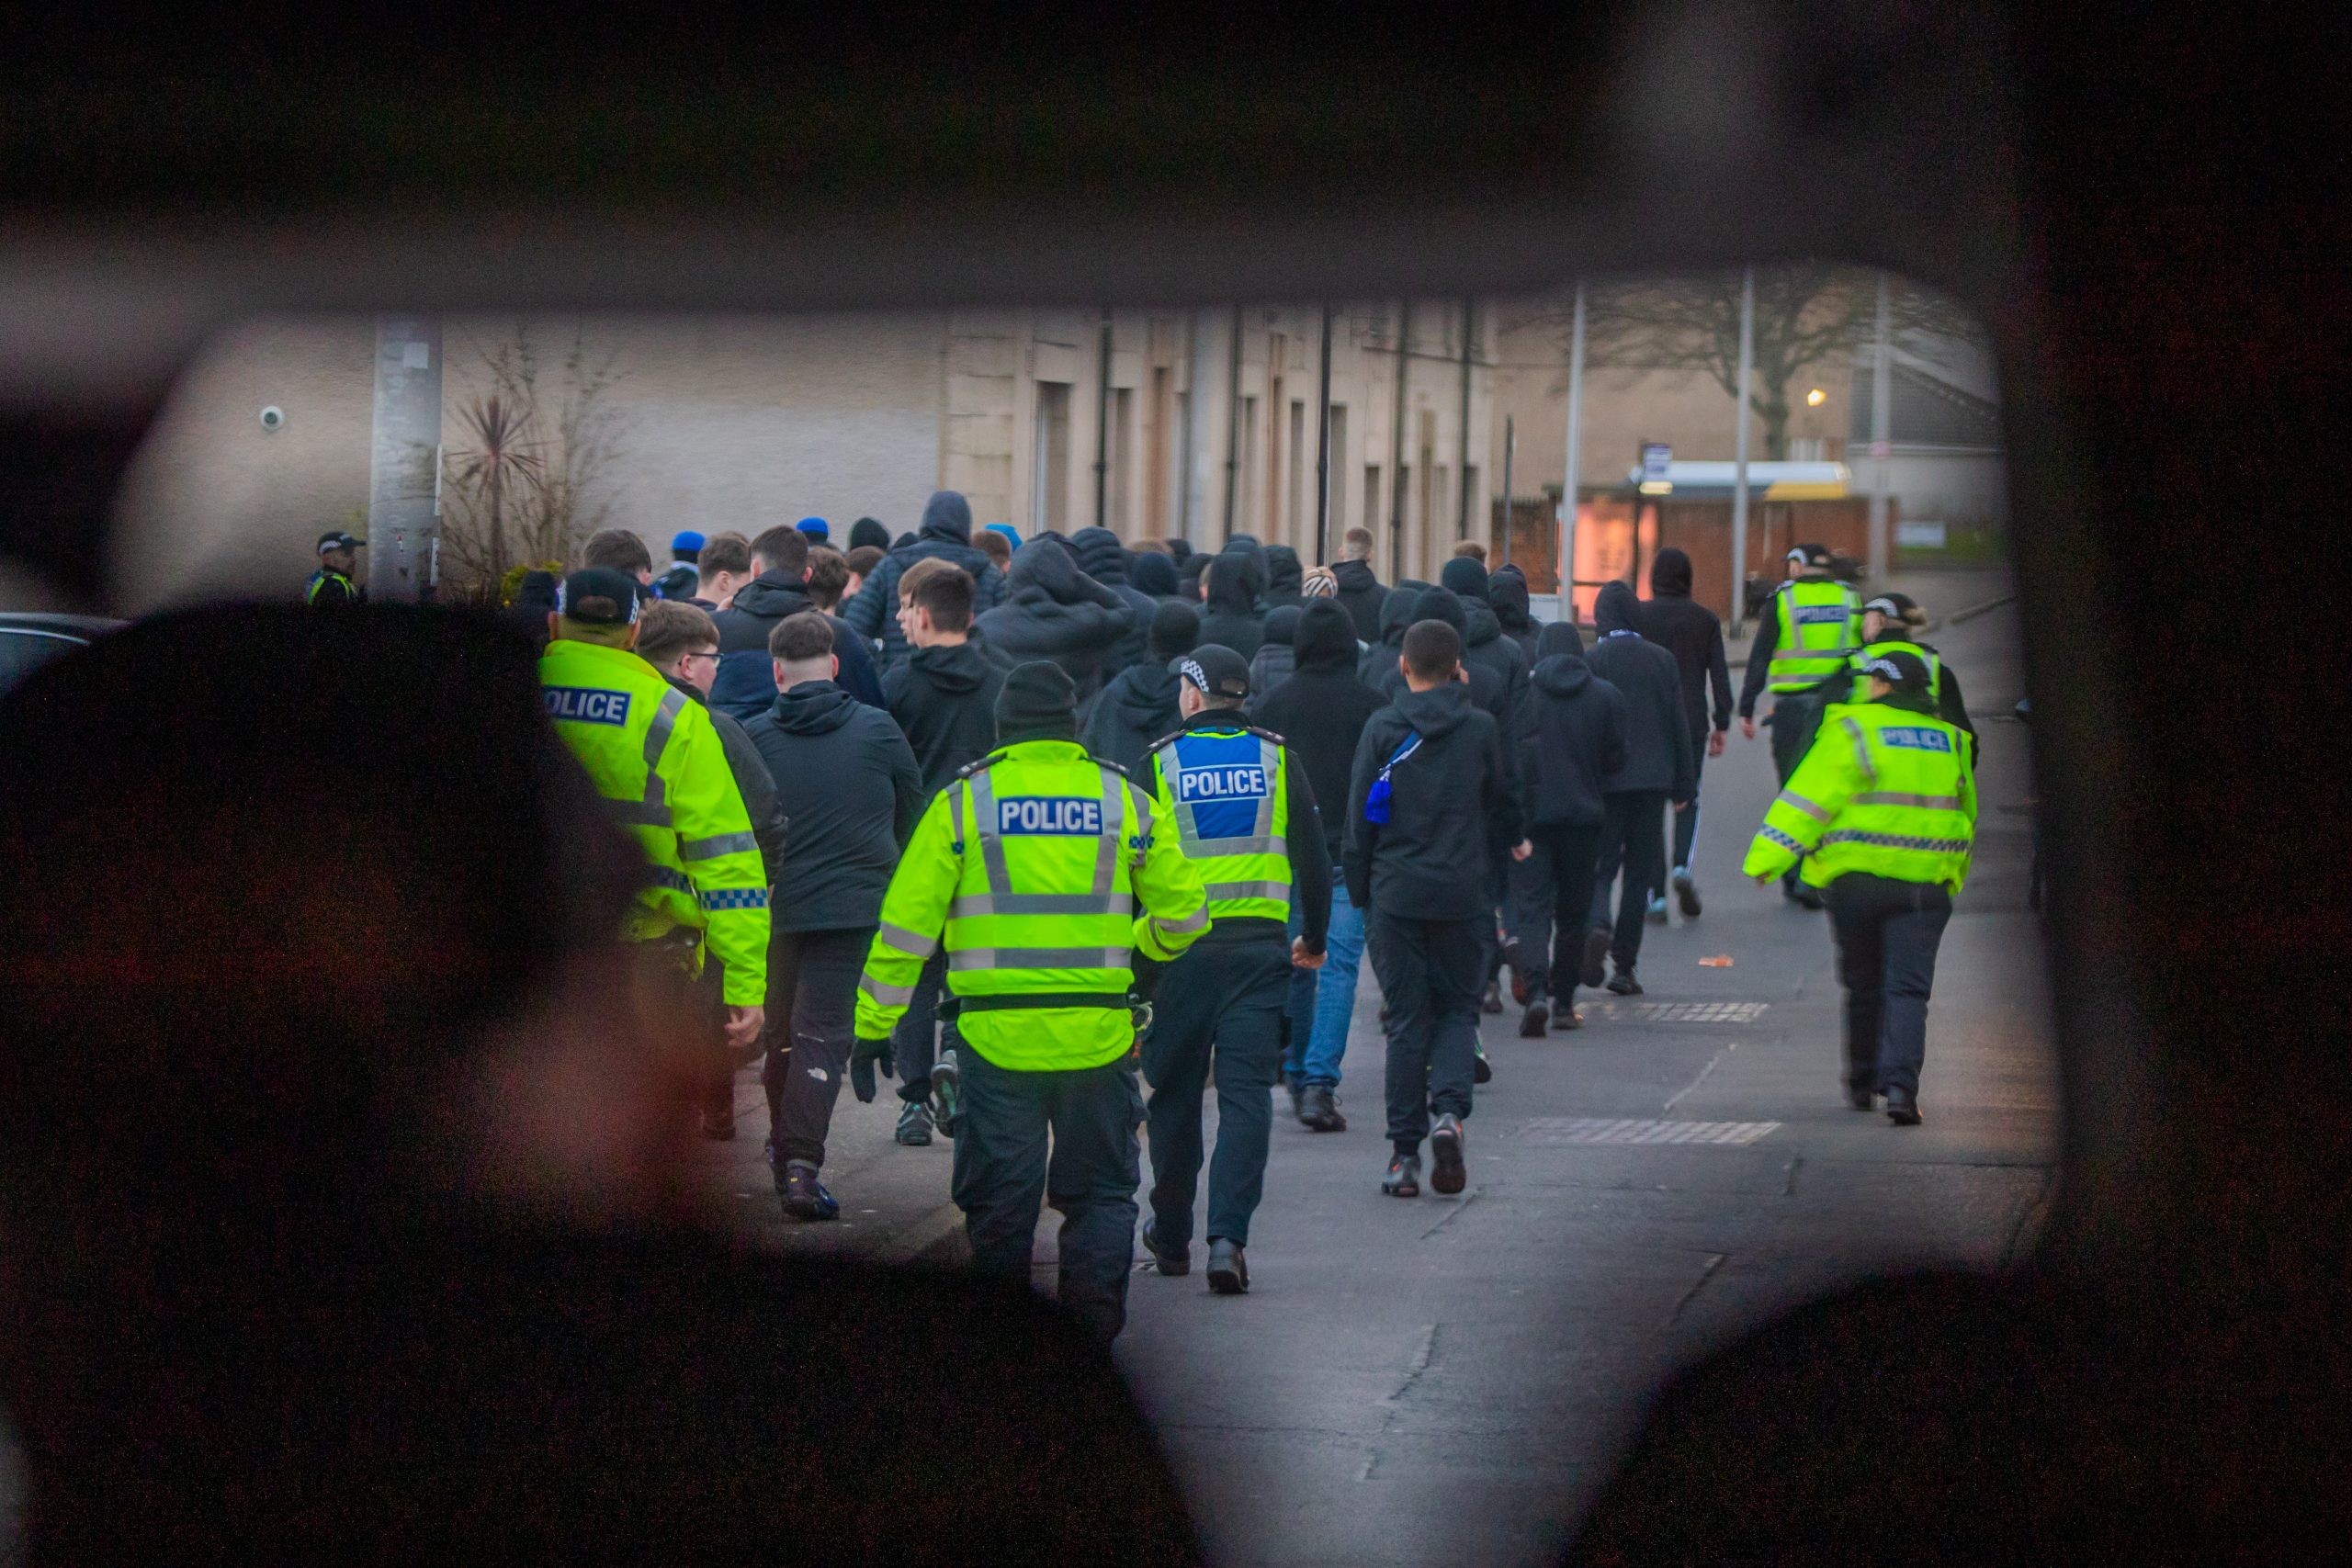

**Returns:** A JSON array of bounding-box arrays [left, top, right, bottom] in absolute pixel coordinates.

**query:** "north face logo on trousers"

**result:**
[[998, 796, 1104, 835]]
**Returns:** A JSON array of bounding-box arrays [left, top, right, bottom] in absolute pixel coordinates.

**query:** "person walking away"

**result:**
[[307, 530, 367, 605], [1129, 548, 1182, 603], [1247, 604, 1301, 702], [1262, 545, 1306, 612], [1631, 547, 1733, 919], [652, 530, 703, 601], [1358, 581, 1430, 687], [537, 568, 770, 1066], [1071, 525, 1158, 679], [1330, 526, 1388, 642], [848, 516, 893, 553], [1510, 621, 1626, 1033], [1196, 552, 1265, 661], [1082, 600, 1198, 777], [850, 662, 1210, 1340], [580, 527, 656, 591], [1440, 556, 1531, 723], [1583, 581, 1695, 996], [1345, 619, 1521, 1199], [1844, 592, 1977, 750], [637, 601, 790, 1138], [880, 562, 1003, 1145], [1135, 646, 1331, 1293], [1489, 563, 1540, 673], [741, 613, 923, 1217], [972, 536, 1137, 708], [690, 532, 754, 613], [1252, 600, 1385, 1130], [1737, 543, 1864, 908], [842, 545, 884, 606], [1742, 649, 1974, 1122], [841, 490, 1008, 667], [710, 524, 886, 717]]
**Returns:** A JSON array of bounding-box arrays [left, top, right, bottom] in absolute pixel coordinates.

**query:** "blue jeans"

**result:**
[[1283, 883, 1367, 1089]]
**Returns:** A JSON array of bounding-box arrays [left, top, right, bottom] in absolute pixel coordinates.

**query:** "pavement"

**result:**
[[705, 594, 2057, 1567]]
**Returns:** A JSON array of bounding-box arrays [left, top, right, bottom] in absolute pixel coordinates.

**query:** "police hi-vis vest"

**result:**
[[1769, 578, 1865, 693], [1743, 700, 1977, 894], [305, 568, 356, 605], [1148, 724, 1294, 926], [538, 637, 772, 1006], [854, 739, 1210, 1072], [1847, 639, 1944, 705]]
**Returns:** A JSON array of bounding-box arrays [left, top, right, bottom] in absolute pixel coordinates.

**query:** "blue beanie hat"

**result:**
[[670, 530, 706, 558], [795, 517, 831, 540]]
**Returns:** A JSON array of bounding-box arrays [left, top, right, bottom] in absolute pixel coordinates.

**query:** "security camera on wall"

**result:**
[[258, 405, 285, 431]]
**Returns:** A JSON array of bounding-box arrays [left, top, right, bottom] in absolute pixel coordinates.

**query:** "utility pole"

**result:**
[[1868, 270, 1894, 581], [1559, 279, 1587, 620], [1315, 302, 1334, 564], [1092, 310, 1112, 529], [1499, 415, 1515, 571], [1731, 267, 1756, 635], [1456, 296, 1475, 540], [1388, 299, 1411, 582], [366, 315, 442, 602]]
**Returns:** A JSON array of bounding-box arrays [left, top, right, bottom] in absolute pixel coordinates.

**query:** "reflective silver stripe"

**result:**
[[1154, 741, 1198, 851], [876, 921, 938, 958], [967, 772, 1012, 896], [858, 974, 917, 1009], [604, 798, 673, 828], [948, 946, 1131, 972], [1838, 716, 1877, 784], [1252, 738, 1279, 838], [951, 891, 1134, 918], [641, 687, 687, 816], [1852, 792, 1965, 809], [1775, 789, 1835, 822], [1205, 880, 1289, 905], [1820, 830, 1972, 852], [680, 830, 758, 861], [1093, 772, 1125, 895], [1153, 899, 1210, 937]]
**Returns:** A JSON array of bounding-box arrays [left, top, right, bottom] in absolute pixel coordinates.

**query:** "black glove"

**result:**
[[849, 1035, 895, 1103]]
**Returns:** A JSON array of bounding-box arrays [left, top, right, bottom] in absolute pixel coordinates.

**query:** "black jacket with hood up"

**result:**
[[1586, 581, 1695, 804], [841, 491, 1008, 665], [1489, 566, 1540, 671], [1250, 600, 1386, 863], [1441, 558, 1531, 719], [972, 537, 1136, 706], [1514, 623, 1627, 831], [1630, 547, 1734, 746], [881, 638, 1003, 800], [1070, 526, 1157, 679], [1343, 680, 1519, 922], [1329, 558, 1387, 643], [1197, 554, 1264, 660], [1262, 546, 1306, 612], [710, 572, 887, 719], [1356, 581, 1432, 688], [1247, 605, 1301, 702], [741, 680, 924, 932]]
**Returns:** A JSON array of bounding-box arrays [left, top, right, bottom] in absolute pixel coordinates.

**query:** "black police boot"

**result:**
[[1205, 1238, 1250, 1296], [1884, 1086, 1923, 1125], [1142, 1219, 1190, 1276]]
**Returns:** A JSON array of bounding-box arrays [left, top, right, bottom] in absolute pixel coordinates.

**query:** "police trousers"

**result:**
[[1143, 939, 1290, 1250], [1826, 873, 1954, 1098]]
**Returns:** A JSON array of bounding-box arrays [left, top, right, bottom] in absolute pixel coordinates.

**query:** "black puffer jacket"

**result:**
[[1246, 605, 1301, 705], [1343, 680, 1518, 921], [841, 491, 1008, 665], [1329, 558, 1387, 642], [1070, 526, 1157, 679], [1198, 554, 1264, 660], [1586, 581, 1695, 804], [972, 537, 1136, 705], [1631, 547, 1733, 745], [741, 681, 924, 932], [1263, 546, 1306, 611], [882, 639, 1003, 800], [1515, 623, 1626, 830], [1251, 601, 1385, 861], [710, 571, 886, 719]]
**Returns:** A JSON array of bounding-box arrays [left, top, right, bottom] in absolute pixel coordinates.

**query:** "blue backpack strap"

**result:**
[[1363, 729, 1425, 825]]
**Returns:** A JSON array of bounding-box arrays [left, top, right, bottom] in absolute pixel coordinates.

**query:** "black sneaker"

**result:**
[[1480, 978, 1505, 1015], [781, 1161, 839, 1222], [1205, 1238, 1250, 1295], [1518, 999, 1550, 1037], [1580, 926, 1611, 989], [1382, 1151, 1421, 1197], [1473, 1045, 1493, 1084], [1884, 1087, 1923, 1125], [1288, 1078, 1306, 1119], [929, 1048, 963, 1138], [1430, 1113, 1467, 1195], [895, 1100, 934, 1145], [1846, 1084, 1878, 1111], [1673, 867, 1702, 919], [1553, 1006, 1583, 1031], [1299, 1085, 1348, 1132], [1142, 1219, 1191, 1275], [1605, 969, 1643, 996]]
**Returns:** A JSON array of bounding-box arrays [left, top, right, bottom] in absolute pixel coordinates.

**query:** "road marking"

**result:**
[[1512, 1118, 1781, 1146], [1578, 999, 1771, 1024]]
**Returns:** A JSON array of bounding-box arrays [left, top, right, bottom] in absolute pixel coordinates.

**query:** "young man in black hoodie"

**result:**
[[973, 536, 1137, 707], [1584, 581, 1696, 996], [1631, 547, 1734, 918], [1440, 556, 1531, 723], [1069, 525, 1158, 679], [741, 613, 925, 1221], [1253, 600, 1386, 1132], [880, 563, 1002, 1145], [841, 490, 1007, 667], [1081, 599, 1197, 777], [1509, 621, 1626, 1034], [1346, 619, 1522, 1200], [1196, 552, 1264, 660], [710, 525, 888, 718], [1330, 526, 1388, 642]]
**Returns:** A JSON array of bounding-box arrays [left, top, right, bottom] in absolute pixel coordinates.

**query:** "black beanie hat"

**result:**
[[1440, 556, 1490, 600], [1148, 600, 1201, 661], [847, 517, 891, 552], [995, 660, 1080, 744]]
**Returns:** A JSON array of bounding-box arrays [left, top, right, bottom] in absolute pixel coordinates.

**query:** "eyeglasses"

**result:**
[[684, 649, 719, 665]]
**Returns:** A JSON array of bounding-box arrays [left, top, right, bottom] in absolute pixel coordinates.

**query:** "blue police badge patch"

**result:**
[[545, 687, 632, 727], [1878, 726, 1953, 753]]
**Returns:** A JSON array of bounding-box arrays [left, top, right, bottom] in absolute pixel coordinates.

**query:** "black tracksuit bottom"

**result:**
[[1509, 822, 1605, 1008], [1593, 791, 1669, 975], [1367, 908, 1483, 1153], [760, 926, 873, 1168]]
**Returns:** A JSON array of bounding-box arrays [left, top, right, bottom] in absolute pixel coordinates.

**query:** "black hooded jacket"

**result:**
[[1080, 658, 1183, 779], [1128, 550, 1181, 600], [1329, 558, 1387, 643], [1344, 680, 1519, 921], [842, 491, 1008, 665], [1070, 526, 1157, 679], [1198, 554, 1264, 660], [1631, 547, 1734, 745], [1247, 605, 1302, 702], [1262, 546, 1306, 611], [882, 638, 1004, 800], [1357, 581, 1432, 687], [741, 681, 924, 932], [1490, 566, 1540, 667], [1442, 557, 1531, 718], [1368, 588, 1513, 750], [1516, 623, 1627, 830], [972, 537, 1136, 705], [709, 571, 887, 719], [1586, 581, 1695, 803], [1251, 601, 1386, 862]]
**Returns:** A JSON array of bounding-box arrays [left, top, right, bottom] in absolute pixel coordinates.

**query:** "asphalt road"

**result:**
[[706, 590, 2057, 1566]]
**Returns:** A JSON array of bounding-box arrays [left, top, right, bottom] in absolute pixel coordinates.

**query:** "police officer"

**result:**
[[1742, 649, 1975, 1124], [852, 660, 1208, 1340], [1134, 645, 1329, 1296], [1842, 592, 1976, 751], [307, 531, 366, 606], [1736, 543, 1863, 908], [538, 567, 771, 1056]]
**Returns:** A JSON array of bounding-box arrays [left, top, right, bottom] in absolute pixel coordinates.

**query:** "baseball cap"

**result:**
[[1863, 591, 1924, 625], [317, 530, 364, 554], [795, 516, 831, 540], [1787, 542, 1835, 568], [1175, 643, 1252, 701], [670, 529, 706, 556], [1860, 649, 1931, 690], [555, 567, 643, 627]]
